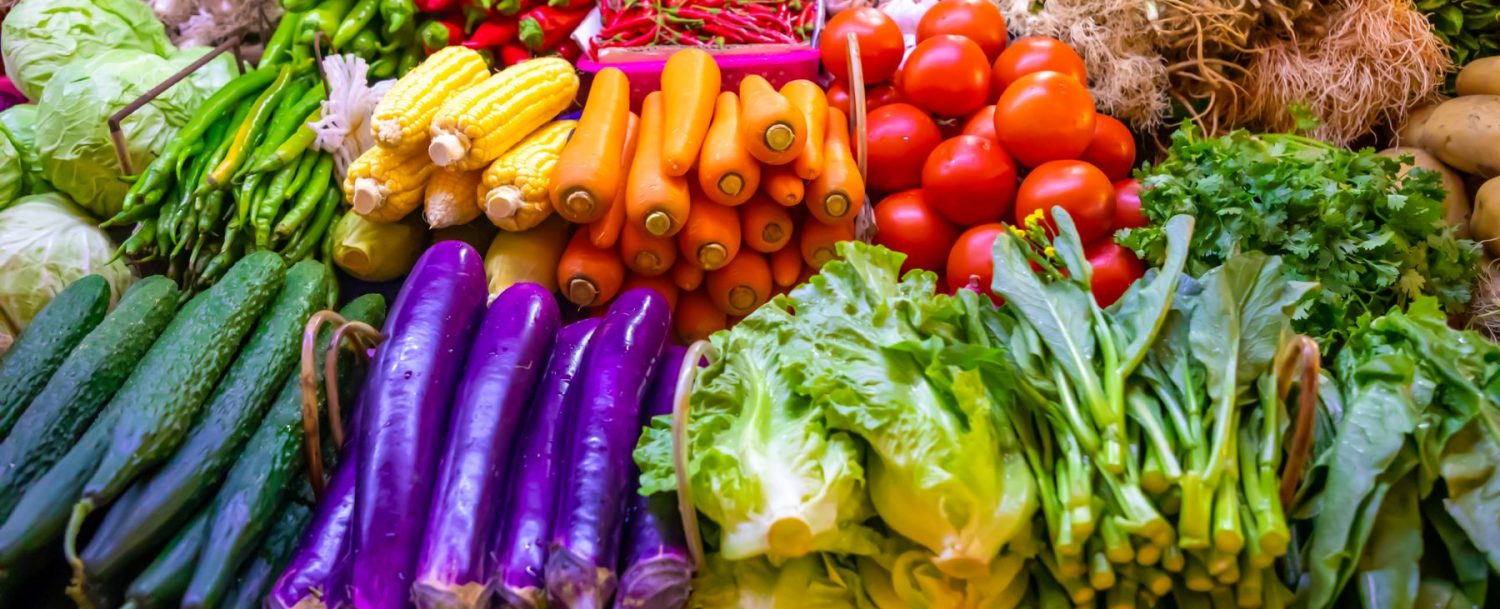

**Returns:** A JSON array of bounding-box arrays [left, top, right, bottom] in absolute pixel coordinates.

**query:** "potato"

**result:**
[[1417, 95, 1500, 178], [1456, 57, 1500, 96], [1397, 101, 1441, 147], [1379, 147, 1472, 236], [1474, 177, 1500, 257]]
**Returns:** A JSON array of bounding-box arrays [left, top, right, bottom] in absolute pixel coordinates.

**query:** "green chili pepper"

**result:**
[[369, 54, 397, 79], [349, 28, 381, 60], [198, 190, 229, 235], [379, 0, 416, 34], [286, 187, 341, 262], [172, 204, 200, 258], [255, 162, 302, 248], [398, 44, 422, 75], [261, 12, 304, 67], [142, 65, 279, 200], [250, 84, 326, 170], [282, 0, 322, 11], [123, 218, 159, 260], [299, 0, 357, 44], [255, 111, 321, 174], [274, 156, 335, 240], [285, 150, 322, 200], [333, 0, 380, 49], [320, 210, 341, 308], [208, 65, 295, 188]]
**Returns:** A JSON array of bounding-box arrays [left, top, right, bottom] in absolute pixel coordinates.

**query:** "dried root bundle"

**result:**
[[1471, 257, 1500, 340]]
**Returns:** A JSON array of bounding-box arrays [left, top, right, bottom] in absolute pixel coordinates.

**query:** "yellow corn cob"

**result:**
[[371, 47, 490, 151], [428, 57, 578, 171], [423, 167, 484, 229], [344, 143, 436, 223], [484, 215, 572, 298], [479, 120, 576, 231]]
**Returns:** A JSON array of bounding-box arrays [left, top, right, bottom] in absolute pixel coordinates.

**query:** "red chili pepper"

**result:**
[[501, 42, 534, 65], [419, 18, 466, 52], [463, 17, 519, 48], [599, 12, 655, 37], [416, 0, 460, 11], [495, 0, 541, 16], [518, 5, 592, 51], [555, 38, 583, 61]]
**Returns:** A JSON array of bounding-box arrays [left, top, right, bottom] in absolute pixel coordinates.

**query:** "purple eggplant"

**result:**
[[488, 318, 601, 609], [412, 284, 561, 609], [616, 346, 692, 609], [348, 241, 488, 609], [546, 289, 672, 609], [266, 439, 357, 609]]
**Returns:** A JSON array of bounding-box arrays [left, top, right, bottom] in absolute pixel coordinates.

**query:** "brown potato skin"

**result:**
[[1418, 95, 1500, 178], [1473, 177, 1500, 257], [1456, 57, 1500, 96]]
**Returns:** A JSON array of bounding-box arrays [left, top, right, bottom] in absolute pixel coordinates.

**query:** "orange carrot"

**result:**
[[761, 164, 804, 207], [660, 49, 721, 177], [806, 107, 866, 225], [770, 241, 802, 288], [781, 80, 828, 180], [621, 272, 681, 312], [697, 92, 761, 206], [674, 289, 727, 343], [739, 195, 793, 253], [552, 68, 631, 223], [706, 250, 772, 316], [677, 187, 742, 270], [557, 228, 625, 307], [672, 258, 705, 291], [621, 220, 678, 277], [799, 216, 855, 269], [588, 111, 640, 248], [738, 75, 806, 166], [626, 92, 691, 237]]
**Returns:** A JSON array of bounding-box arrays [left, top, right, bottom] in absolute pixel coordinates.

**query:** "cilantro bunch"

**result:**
[[1117, 124, 1481, 349]]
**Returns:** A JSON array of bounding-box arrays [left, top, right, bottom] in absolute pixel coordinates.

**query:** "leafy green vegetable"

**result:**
[[35, 48, 234, 220], [633, 295, 877, 561], [688, 554, 866, 608], [0, 105, 53, 200], [0, 0, 175, 101], [1117, 125, 1481, 349], [0, 193, 134, 339], [1415, 0, 1500, 87], [1298, 298, 1500, 609]]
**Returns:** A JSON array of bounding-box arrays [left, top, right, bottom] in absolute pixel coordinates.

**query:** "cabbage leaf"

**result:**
[[1, 0, 174, 101]]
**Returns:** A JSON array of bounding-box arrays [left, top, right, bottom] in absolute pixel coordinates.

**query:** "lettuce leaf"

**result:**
[[688, 554, 865, 609]]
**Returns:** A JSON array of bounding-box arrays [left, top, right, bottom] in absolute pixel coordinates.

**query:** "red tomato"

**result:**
[[990, 36, 1089, 97], [821, 8, 906, 84], [947, 223, 1006, 297], [922, 135, 1017, 226], [961, 105, 997, 141], [993, 71, 1096, 167], [865, 83, 903, 110], [866, 103, 944, 193], [899, 35, 992, 117], [1086, 240, 1145, 307], [1081, 114, 1136, 182], [1014, 160, 1115, 243], [916, 0, 1008, 61], [1113, 178, 1146, 230], [828, 81, 851, 115], [873, 190, 962, 274]]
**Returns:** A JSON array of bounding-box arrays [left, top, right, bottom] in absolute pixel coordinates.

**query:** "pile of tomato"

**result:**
[[818, 1, 1150, 307]]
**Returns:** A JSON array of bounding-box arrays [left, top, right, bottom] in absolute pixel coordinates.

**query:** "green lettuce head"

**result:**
[[0, 193, 134, 339], [634, 300, 877, 561], [1, 0, 174, 101], [800, 242, 1038, 580], [856, 538, 1030, 609], [35, 48, 233, 220]]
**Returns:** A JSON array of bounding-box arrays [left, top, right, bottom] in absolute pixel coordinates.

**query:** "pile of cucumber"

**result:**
[[0, 253, 386, 609]]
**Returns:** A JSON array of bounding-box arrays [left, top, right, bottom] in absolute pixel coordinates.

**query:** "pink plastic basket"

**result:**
[[576, 49, 821, 110]]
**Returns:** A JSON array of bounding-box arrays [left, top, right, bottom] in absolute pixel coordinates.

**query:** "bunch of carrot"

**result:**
[[549, 48, 864, 342]]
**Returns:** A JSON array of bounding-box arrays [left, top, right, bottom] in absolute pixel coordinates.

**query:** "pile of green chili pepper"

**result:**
[[105, 58, 341, 296], [279, 0, 425, 79]]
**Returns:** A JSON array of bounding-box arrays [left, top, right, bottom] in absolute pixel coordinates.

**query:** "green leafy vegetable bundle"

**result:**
[[1294, 298, 1500, 609], [1418, 0, 1500, 82], [989, 210, 1315, 606], [1117, 125, 1481, 350]]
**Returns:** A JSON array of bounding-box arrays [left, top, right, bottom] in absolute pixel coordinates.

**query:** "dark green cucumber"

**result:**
[[75, 261, 329, 588], [0, 252, 284, 581], [120, 509, 209, 609], [0, 277, 179, 522], [182, 293, 387, 609], [0, 275, 111, 439], [221, 502, 312, 609]]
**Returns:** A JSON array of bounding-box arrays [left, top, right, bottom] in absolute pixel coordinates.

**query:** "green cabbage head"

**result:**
[[0, 193, 134, 340], [35, 48, 233, 220], [1, 0, 174, 101], [0, 105, 53, 206]]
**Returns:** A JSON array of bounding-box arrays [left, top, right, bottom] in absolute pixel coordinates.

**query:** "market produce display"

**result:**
[[2, 0, 1500, 608]]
